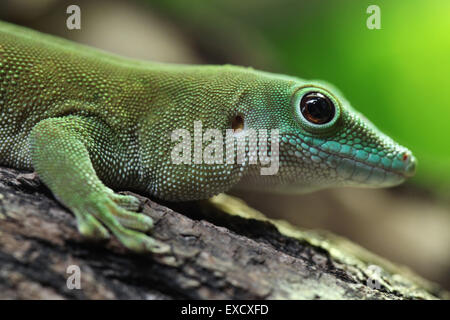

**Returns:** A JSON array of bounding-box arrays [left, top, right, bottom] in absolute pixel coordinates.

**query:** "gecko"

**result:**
[[0, 21, 416, 252]]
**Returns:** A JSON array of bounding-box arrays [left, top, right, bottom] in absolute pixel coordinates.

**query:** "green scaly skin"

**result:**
[[0, 21, 416, 252]]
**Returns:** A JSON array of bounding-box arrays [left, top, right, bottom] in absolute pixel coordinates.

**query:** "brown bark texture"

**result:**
[[0, 166, 447, 300]]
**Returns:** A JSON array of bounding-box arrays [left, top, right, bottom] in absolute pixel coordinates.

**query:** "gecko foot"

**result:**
[[72, 193, 168, 253]]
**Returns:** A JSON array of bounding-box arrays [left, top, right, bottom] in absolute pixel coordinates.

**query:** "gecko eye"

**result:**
[[300, 92, 335, 125]]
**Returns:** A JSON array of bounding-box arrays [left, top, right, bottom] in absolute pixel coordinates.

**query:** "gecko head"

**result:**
[[237, 74, 416, 192], [281, 80, 416, 190]]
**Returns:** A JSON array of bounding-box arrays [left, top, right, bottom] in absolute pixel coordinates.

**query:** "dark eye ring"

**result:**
[[300, 92, 335, 125]]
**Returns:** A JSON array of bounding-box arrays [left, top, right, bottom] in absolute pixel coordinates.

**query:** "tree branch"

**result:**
[[0, 166, 446, 299]]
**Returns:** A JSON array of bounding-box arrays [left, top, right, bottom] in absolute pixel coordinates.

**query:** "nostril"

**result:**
[[402, 153, 409, 162]]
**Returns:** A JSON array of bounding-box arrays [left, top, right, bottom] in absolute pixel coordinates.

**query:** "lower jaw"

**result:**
[[334, 157, 407, 188], [341, 171, 406, 188]]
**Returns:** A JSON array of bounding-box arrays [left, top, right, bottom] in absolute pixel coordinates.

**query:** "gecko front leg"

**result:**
[[28, 115, 169, 253]]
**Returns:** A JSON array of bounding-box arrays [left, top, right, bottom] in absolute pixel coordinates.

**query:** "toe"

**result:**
[[116, 230, 169, 254], [110, 193, 141, 211], [74, 210, 110, 240], [106, 202, 154, 231]]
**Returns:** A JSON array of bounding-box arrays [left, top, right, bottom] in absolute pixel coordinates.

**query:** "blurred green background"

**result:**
[[1, 0, 449, 288]]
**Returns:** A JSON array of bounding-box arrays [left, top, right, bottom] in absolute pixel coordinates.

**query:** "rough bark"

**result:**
[[0, 166, 447, 300]]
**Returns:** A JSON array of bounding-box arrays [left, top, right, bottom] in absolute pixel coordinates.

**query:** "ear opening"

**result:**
[[231, 114, 244, 133]]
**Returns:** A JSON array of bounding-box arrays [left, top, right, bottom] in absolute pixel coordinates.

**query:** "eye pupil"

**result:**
[[300, 92, 335, 124]]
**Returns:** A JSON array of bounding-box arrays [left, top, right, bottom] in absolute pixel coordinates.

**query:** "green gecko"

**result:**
[[0, 21, 416, 252]]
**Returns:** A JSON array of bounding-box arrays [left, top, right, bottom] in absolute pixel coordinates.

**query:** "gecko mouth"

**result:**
[[334, 156, 408, 187], [289, 136, 416, 187], [323, 148, 415, 186]]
